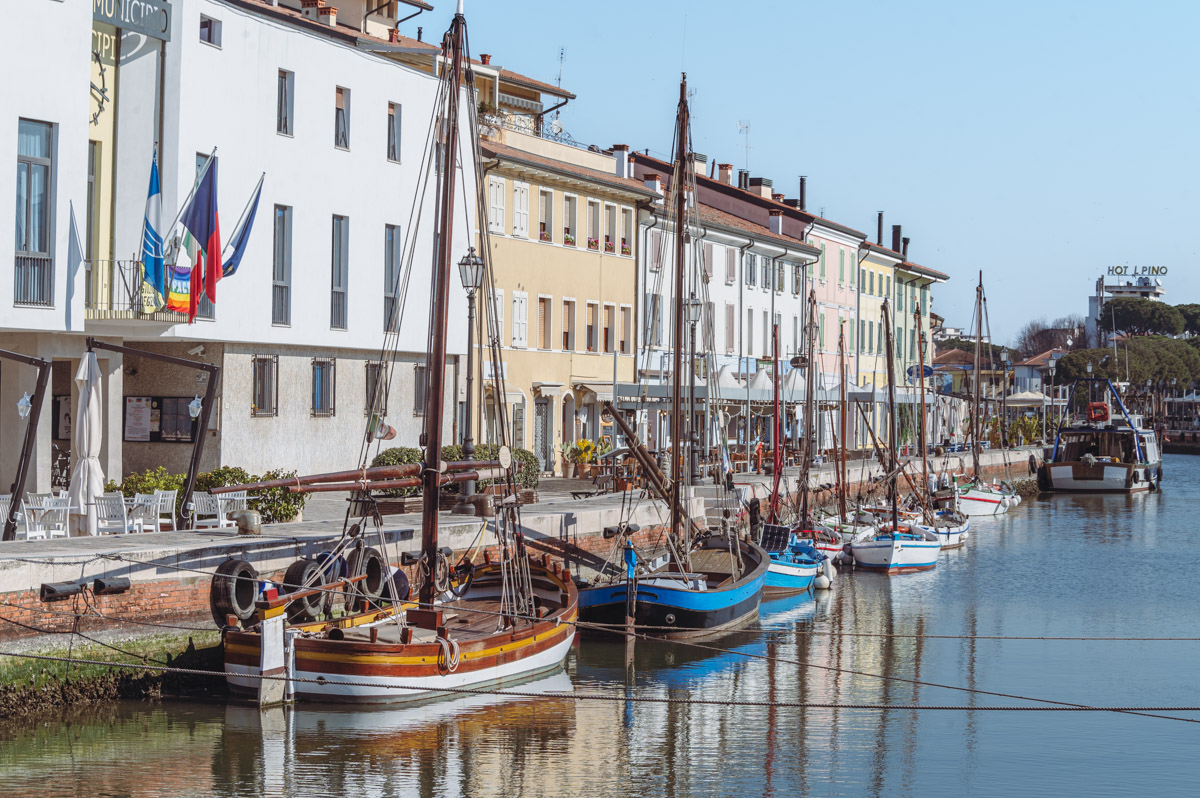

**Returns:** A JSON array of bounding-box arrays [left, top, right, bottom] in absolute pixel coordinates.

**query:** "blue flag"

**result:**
[[141, 148, 165, 302], [222, 174, 264, 277]]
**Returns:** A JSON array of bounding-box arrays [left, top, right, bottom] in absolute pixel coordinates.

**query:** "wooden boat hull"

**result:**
[[577, 538, 769, 639], [223, 563, 577, 704], [1042, 461, 1154, 493], [851, 534, 942, 573]]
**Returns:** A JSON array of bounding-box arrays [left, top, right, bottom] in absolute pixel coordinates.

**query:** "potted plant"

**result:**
[[576, 438, 596, 478], [564, 230, 576, 247], [587, 237, 599, 251], [559, 441, 577, 479], [604, 239, 615, 254]]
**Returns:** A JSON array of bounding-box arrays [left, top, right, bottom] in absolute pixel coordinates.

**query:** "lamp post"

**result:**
[[1044, 359, 1055, 441], [685, 293, 703, 485], [999, 350, 1009, 448], [453, 247, 484, 515]]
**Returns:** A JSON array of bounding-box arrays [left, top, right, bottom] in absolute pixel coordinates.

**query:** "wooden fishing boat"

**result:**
[[760, 524, 824, 596], [211, 3, 576, 704]]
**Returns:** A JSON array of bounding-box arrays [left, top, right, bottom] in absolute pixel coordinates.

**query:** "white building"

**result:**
[[3, 0, 481, 493], [1086, 271, 1167, 347]]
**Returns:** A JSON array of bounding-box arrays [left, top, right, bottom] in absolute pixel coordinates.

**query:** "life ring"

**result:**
[[1086, 402, 1110, 423]]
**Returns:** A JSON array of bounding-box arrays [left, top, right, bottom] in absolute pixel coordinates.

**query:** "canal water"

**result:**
[[3, 457, 1198, 797]]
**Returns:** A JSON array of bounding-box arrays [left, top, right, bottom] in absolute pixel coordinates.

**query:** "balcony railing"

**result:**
[[272, 283, 290, 326], [331, 289, 347, 330], [85, 260, 188, 322], [479, 112, 588, 151], [14, 253, 53, 307]]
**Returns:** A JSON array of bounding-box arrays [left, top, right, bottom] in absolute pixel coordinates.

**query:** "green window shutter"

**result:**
[[820, 244, 826, 279], [819, 312, 825, 350], [849, 322, 855, 352], [839, 249, 844, 285]]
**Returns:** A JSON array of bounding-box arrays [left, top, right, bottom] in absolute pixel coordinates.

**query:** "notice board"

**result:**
[[124, 396, 198, 443]]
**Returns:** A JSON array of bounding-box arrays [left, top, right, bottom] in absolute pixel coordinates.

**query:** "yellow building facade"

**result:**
[[478, 134, 655, 474]]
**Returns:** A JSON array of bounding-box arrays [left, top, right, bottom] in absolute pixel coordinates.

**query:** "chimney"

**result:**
[[718, 163, 733, 185], [300, 0, 322, 21], [737, 169, 749, 190], [799, 176, 807, 211], [772, 193, 785, 203], [611, 144, 630, 179], [692, 152, 708, 176], [877, 212, 884, 245], [902, 237, 910, 259], [388, 27, 399, 42], [480, 54, 492, 65], [318, 3, 337, 26], [417, 26, 422, 41], [644, 173, 663, 197], [768, 209, 784, 236], [891, 224, 902, 253], [748, 176, 773, 199]]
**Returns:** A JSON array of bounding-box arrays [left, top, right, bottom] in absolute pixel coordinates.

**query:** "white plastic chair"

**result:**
[[95, 493, 139, 535], [37, 498, 69, 539], [0, 497, 31, 540], [154, 490, 178, 532], [131, 493, 160, 533], [194, 492, 235, 529]]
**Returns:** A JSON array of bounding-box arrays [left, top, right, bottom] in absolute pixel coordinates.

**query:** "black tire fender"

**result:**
[[210, 558, 259, 628], [347, 546, 388, 604], [282, 559, 327, 622]]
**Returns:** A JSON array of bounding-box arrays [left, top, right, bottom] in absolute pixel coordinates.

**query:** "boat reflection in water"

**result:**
[[214, 670, 576, 797]]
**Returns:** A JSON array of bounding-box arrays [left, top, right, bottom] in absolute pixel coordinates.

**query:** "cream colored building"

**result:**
[[478, 135, 655, 473]]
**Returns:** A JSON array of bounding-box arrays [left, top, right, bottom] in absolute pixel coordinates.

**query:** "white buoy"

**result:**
[[814, 574, 832, 590]]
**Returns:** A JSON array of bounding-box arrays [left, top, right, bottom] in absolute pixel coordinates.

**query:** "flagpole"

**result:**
[[221, 172, 266, 259], [164, 146, 217, 259]]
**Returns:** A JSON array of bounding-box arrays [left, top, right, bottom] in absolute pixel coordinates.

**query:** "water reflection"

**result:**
[[5, 459, 1200, 797]]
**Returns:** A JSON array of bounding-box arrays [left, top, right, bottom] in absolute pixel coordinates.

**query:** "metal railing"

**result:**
[[14, 253, 53, 306], [84, 260, 188, 322], [480, 112, 588, 151], [272, 284, 290, 326], [331, 290, 347, 330]]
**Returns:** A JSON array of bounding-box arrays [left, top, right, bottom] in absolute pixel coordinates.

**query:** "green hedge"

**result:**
[[107, 465, 307, 524], [370, 444, 539, 497]]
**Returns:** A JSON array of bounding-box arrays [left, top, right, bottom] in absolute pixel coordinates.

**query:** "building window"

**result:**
[[763, 310, 770, 357], [85, 141, 98, 301], [859, 319, 866, 353], [381, 102, 401, 162], [511, 291, 528, 348], [621, 306, 632, 354], [488, 288, 504, 345], [277, 70, 294, 135], [793, 263, 803, 295], [252, 355, 278, 417], [312, 358, 336, 417], [603, 304, 615, 353], [384, 224, 401, 332], [726, 304, 736, 355], [512, 182, 529, 238], [745, 253, 756, 287], [487, 177, 505, 234], [366, 361, 388, 416], [538, 189, 553, 242], [334, 87, 350, 149], [331, 215, 349, 329], [603, 204, 616, 253], [14, 119, 54, 307], [850, 322, 855, 352], [621, 208, 633, 256], [413, 364, 426, 415], [648, 229, 662, 271], [512, 403, 525, 450], [272, 205, 292, 325], [839, 248, 845, 285], [725, 248, 736, 284], [586, 201, 600, 250], [199, 15, 222, 47], [746, 308, 754, 354], [818, 312, 825, 351], [761, 259, 770, 290], [562, 299, 575, 350], [819, 244, 826, 280], [537, 296, 551, 349], [869, 271, 875, 295], [563, 195, 577, 246], [647, 294, 662, 347], [585, 302, 598, 351]]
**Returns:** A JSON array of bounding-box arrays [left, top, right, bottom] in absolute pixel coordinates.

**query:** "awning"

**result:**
[[573, 382, 615, 402]]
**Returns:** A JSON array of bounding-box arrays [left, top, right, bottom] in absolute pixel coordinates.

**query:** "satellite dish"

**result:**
[[549, 120, 564, 136], [498, 445, 513, 470]]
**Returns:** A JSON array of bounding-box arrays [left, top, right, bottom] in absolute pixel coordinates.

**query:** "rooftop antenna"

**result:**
[[737, 120, 751, 171], [555, 47, 565, 119]]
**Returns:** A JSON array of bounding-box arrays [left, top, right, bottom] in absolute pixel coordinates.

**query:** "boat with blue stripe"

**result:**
[[759, 523, 828, 596], [850, 524, 942, 574]]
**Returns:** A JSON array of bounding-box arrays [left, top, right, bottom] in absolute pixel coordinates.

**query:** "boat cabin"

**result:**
[[1054, 427, 1158, 465]]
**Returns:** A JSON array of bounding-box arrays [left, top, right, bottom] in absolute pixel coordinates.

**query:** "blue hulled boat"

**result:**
[[760, 523, 826, 596]]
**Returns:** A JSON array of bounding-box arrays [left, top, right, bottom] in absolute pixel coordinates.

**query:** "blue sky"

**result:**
[[420, 1, 1199, 343]]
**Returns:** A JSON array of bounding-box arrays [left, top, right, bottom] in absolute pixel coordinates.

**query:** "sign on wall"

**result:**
[[124, 396, 197, 443], [1107, 265, 1167, 277], [93, 0, 172, 42]]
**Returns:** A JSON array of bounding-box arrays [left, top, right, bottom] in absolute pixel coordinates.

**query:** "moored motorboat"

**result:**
[[850, 524, 943, 573]]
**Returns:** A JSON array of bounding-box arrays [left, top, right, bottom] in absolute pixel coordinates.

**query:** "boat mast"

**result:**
[[916, 302, 931, 520], [882, 298, 899, 532], [418, 7, 466, 608], [972, 272, 983, 477], [837, 321, 848, 524], [669, 73, 689, 546], [800, 289, 817, 527], [768, 323, 782, 522]]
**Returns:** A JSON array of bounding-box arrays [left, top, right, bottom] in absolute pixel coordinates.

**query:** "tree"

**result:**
[[1175, 303, 1200, 335], [1099, 298, 1184, 337], [1013, 314, 1087, 356], [1055, 336, 1200, 385]]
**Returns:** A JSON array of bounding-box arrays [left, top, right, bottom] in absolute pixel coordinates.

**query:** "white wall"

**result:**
[[133, 0, 474, 355], [0, 0, 92, 334]]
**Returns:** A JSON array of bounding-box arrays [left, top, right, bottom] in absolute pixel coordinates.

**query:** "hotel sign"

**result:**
[[94, 0, 172, 42], [1107, 265, 1167, 277]]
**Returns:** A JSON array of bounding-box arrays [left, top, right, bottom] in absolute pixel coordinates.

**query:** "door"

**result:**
[[534, 399, 550, 472]]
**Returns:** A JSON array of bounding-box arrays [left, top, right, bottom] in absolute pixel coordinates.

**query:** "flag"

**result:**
[[140, 148, 165, 308], [165, 233, 195, 314], [180, 159, 221, 321], [222, 174, 264, 278]]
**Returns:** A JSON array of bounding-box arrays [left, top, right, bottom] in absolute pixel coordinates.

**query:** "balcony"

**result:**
[[85, 260, 189, 323], [14, 253, 53, 307]]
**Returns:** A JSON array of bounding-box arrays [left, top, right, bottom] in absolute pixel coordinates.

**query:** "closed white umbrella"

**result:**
[[68, 352, 104, 536]]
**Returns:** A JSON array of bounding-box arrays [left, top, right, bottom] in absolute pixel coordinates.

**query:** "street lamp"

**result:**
[[685, 294, 704, 485], [999, 350, 1009, 448], [188, 395, 203, 420], [16, 392, 32, 421], [453, 247, 485, 515], [1044, 358, 1056, 441]]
